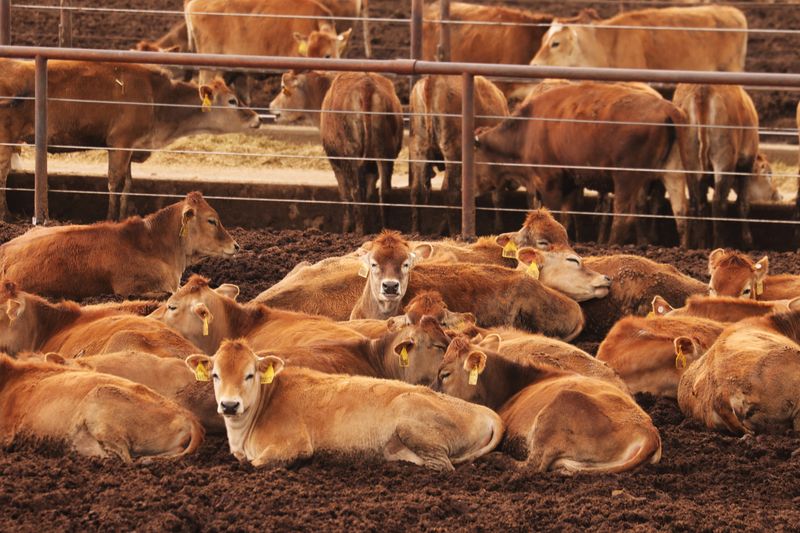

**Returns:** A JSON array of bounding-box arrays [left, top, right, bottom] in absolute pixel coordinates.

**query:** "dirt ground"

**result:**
[[1, 221, 800, 531]]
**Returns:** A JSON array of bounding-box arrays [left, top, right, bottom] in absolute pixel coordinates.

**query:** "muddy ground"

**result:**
[[1, 222, 800, 531]]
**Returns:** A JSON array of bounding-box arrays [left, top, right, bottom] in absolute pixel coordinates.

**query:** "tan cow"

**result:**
[[677, 308, 800, 435], [408, 75, 517, 234], [433, 336, 661, 473], [707, 248, 770, 299], [351, 230, 433, 320], [185, 339, 502, 470], [531, 6, 747, 72], [185, 0, 351, 103], [597, 315, 724, 397], [0, 281, 200, 358], [0, 354, 203, 461], [0, 60, 260, 220], [652, 294, 794, 322], [0, 192, 237, 298], [270, 71, 402, 234], [155, 275, 364, 355]]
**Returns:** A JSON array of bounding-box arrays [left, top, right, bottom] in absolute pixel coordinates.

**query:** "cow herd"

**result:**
[[0, 2, 792, 247], [1, 194, 799, 472]]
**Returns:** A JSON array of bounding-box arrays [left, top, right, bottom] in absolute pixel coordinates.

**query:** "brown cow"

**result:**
[[0, 60, 259, 220], [270, 71, 403, 234], [531, 6, 747, 71], [185, 339, 502, 470], [185, 0, 351, 103], [0, 281, 200, 358], [579, 254, 708, 339], [652, 294, 794, 322], [707, 248, 769, 299], [0, 192, 238, 298], [408, 75, 518, 233], [0, 354, 203, 461], [474, 81, 691, 245], [155, 275, 364, 355], [677, 307, 800, 435], [597, 315, 724, 397], [351, 230, 433, 320], [672, 84, 764, 248], [134, 21, 191, 81], [316, 0, 370, 57], [433, 336, 661, 473]]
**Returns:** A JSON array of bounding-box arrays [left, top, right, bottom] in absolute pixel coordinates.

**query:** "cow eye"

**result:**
[[742, 288, 751, 295], [552, 41, 560, 48], [567, 257, 580, 265], [208, 218, 217, 226], [227, 97, 237, 106], [536, 240, 550, 247], [167, 304, 177, 311], [402, 262, 410, 269], [245, 373, 254, 381], [371, 262, 378, 269], [212, 373, 219, 380], [439, 371, 451, 381], [324, 54, 331, 59]]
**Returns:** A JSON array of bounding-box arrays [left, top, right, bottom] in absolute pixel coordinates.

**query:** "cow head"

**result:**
[[530, 23, 582, 67], [293, 25, 351, 59], [388, 315, 452, 385], [0, 280, 35, 355], [495, 209, 570, 253], [186, 339, 284, 418], [178, 192, 240, 261], [432, 335, 491, 405], [672, 336, 705, 372], [197, 78, 260, 130], [159, 275, 240, 354], [708, 249, 768, 299], [269, 71, 332, 126], [387, 290, 476, 334], [360, 230, 433, 315], [748, 153, 782, 203], [515, 246, 611, 301]]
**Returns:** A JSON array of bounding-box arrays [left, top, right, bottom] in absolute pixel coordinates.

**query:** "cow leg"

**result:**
[[595, 193, 613, 245], [0, 144, 14, 220], [711, 170, 732, 248], [352, 165, 369, 235], [737, 171, 754, 249], [607, 179, 640, 245], [377, 160, 394, 230], [251, 429, 313, 468], [443, 161, 461, 236], [391, 425, 454, 472], [107, 149, 133, 221], [661, 171, 689, 248], [329, 160, 353, 233], [491, 189, 504, 234]]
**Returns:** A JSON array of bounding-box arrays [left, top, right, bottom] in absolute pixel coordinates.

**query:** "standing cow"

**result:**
[[270, 71, 403, 234]]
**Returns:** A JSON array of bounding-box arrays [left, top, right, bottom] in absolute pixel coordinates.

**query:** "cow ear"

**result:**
[[708, 248, 725, 273], [495, 232, 515, 248], [386, 314, 410, 332], [337, 28, 352, 54], [478, 333, 501, 352], [393, 338, 414, 356], [516, 246, 543, 267], [185, 354, 213, 381], [754, 256, 769, 281], [192, 303, 213, 336], [787, 296, 800, 312], [5, 298, 25, 321], [198, 84, 213, 102], [293, 32, 309, 56], [651, 295, 673, 316], [463, 350, 487, 375], [411, 243, 433, 262], [256, 355, 285, 382], [215, 283, 240, 301], [44, 352, 66, 365], [673, 336, 698, 370]]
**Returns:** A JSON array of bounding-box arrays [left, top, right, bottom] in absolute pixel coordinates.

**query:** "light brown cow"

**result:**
[[185, 0, 351, 103], [316, 0, 370, 57], [0, 60, 260, 220], [134, 20, 192, 81], [513, 246, 611, 302], [155, 275, 364, 355], [185, 339, 502, 470], [270, 71, 403, 234], [707, 248, 770, 299], [0, 281, 200, 358], [0, 192, 237, 298], [652, 294, 794, 322], [474, 81, 692, 245], [351, 230, 433, 320], [677, 308, 800, 435], [433, 336, 661, 473], [672, 84, 765, 248], [0, 354, 203, 461], [531, 6, 747, 71], [597, 315, 724, 397], [409, 75, 516, 233], [579, 254, 708, 339]]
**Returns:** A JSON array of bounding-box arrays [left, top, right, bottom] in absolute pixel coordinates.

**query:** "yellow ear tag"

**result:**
[[201, 95, 212, 112], [468, 366, 479, 386], [501, 241, 518, 259], [675, 346, 687, 370], [297, 41, 309, 56], [261, 363, 275, 384], [399, 346, 409, 367], [195, 361, 210, 382], [202, 317, 209, 336], [526, 262, 540, 280], [358, 262, 369, 278], [646, 312, 654, 318], [756, 280, 764, 296]]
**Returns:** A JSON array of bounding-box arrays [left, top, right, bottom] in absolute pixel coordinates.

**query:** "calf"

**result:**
[[185, 339, 502, 470], [433, 336, 661, 473], [707, 248, 800, 300], [0, 60, 260, 220], [0, 192, 237, 298], [351, 230, 433, 320], [652, 294, 794, 322], [0, 354, 203, 461], [0, 281, 199, 358], [677, 307, 800, 435], [597, 315, 724, 397], [155, 275, 364, 355]]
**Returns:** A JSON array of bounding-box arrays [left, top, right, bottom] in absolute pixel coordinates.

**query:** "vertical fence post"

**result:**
[[34, 55, 48, 224], [437, 0, 450, 62], [461, 73, 475, 239], [59, 0, 72, 48], [0, 0, 10, 45]]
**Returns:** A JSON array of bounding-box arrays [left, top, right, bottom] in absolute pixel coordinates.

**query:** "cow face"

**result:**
[[186, 340, 284, 418], [708, 249, 768, 299], [516, 246, 611, 302], [179, 192, 240, 262], [495, 208, 570, 253], [197, 79, 260, 130], [161, 276, 239, 354], [748, 154, 781, 203], [393, 291, 477, 333], [270, 71, 329, 125], [530, 24, 580, 67], [432, 336, 487, 405], [293, 26, 351, 59], [0, 281, 33, 355], [361, 231, 432, 309], [389, 316, 452, 385]]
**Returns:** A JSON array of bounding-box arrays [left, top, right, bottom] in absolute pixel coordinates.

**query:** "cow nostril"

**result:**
[[604, 276, 612, 283], [382, 281, 400, 294], [220, 401, 240, 414]]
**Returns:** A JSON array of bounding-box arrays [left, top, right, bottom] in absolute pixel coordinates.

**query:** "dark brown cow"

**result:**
[[0, 60, 259, 220], [475, 81, 691, 244], [0, 192, 238, 298]]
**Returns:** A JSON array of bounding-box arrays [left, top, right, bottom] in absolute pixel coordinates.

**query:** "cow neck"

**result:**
[[480, 351, 557, 411], [144, 202, 190, 272], [151, 81, 219, 144], [365, 329, 404, 379], [305, 74, 334, 128], [28, 296, 82, 352], [220, 300, 268, 345], [225, 375, 280, 459], [354, 277, 402, 320], [765, 311, 800, 344]]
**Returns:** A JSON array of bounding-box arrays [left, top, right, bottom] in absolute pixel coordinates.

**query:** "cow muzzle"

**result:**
[[219, 400, 241, 416], [249, 115, 261, 129], [380, 280, 401, 299]]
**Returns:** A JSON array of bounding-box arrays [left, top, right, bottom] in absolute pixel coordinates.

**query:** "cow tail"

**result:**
[[667, 102, 695, 176], [184, 2, 196, 53], [695, 86, 711, 175], [180, 417, 205, 457], [361, 80, 374, 162]]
